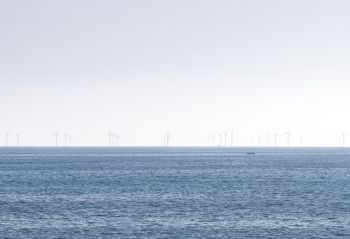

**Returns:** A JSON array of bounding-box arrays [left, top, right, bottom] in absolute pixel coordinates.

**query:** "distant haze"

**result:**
[[1, 0, 350, 146]]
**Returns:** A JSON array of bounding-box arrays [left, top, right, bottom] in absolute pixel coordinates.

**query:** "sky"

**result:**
[[1, 0, 350, 146]]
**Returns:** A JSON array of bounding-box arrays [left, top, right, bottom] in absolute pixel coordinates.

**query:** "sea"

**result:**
[[0, 147, 350, 238]]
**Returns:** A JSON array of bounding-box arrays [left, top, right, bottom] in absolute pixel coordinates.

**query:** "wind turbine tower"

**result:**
[[63, 134, 68, 147], [69, 135, 72, 147], [167, 132, 170, 147], [212, 134, 215, 147], [16, 134, 20, 147], [4, 133, 9, 146], [115, 134, 120, 146], [230, 131, 234, 147], [285, 131, 292, 147], [108, 131, 114, 147], [224, 132, 228, 147], [299, 136, 303, 147], [53, 132, 59, 147], [163, 132, 170, 147], [258, 135, 262, 147], [274, 132, 279, 146], [340, 131, 347, 147]]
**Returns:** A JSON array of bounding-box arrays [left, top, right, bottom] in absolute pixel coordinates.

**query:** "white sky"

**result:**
[[1, 0, 350, 146]]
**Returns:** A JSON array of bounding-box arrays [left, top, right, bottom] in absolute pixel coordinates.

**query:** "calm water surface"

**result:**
[[0, 147, 350, 238]]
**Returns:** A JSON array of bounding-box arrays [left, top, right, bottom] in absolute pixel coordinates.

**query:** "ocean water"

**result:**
[[0, 147, 350, 238]]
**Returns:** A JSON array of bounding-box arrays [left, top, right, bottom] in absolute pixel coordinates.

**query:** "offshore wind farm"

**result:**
[[0, 130, 347, 147], [2, 0, 350, 238]]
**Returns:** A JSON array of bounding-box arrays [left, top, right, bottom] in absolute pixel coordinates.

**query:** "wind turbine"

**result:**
[[224, 132, 227, 147], [274, 132, 279, 146], [16, 134, 20, 147], [258, 135, 263, 147], [114, 134, 120, 146], [163, 132, 170, 147], [108, 131, 114, 147], [167, 132, 170, 147], [53, 132, 59, 147], [285, 131, 292, 147], [298, 136, 303, 147], [4, 133, 9, 146], [230, 131, 234, 147], [339, 131, 347, 147], [69, 135, 72, 147], [258, 134, 269, 146], [63, 134, 68, 146]]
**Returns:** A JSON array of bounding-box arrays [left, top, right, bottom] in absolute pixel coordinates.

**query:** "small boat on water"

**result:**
[[246, 152, 255, 155]]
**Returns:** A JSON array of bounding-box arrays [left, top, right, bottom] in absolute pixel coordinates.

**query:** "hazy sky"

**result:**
[[1, 0, 350, 146]]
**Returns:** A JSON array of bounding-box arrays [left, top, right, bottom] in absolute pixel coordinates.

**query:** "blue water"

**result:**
[[1, 147, 350, 238]]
